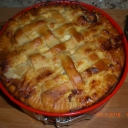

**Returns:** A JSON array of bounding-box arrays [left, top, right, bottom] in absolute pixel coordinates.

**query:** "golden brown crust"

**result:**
[[0, 3, 125, 113]]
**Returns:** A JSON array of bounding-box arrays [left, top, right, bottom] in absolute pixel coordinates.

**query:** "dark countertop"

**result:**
[[0, 0, 128, 9]]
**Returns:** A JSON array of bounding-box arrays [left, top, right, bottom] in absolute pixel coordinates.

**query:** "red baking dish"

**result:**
[[0, 0, 128, 127]]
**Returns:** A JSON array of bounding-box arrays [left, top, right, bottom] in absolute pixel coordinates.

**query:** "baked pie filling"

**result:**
[[0, 4, 125, 113]]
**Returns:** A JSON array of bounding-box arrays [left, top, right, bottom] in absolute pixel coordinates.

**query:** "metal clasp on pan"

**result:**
[[34, 113, 92, 127], [56, 114, 92, 127]]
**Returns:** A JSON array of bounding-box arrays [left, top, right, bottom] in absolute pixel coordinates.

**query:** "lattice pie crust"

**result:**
[[0, 4, 125, 113]]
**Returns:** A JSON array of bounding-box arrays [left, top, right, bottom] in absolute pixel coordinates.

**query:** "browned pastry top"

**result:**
[[0, 4, 125, 113]]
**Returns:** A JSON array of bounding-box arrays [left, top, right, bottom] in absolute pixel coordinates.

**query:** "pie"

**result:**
[[0, 3, 125, 113]]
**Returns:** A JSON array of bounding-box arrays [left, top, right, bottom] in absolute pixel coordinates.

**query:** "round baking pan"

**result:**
[[0, 0, 128, 126]]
